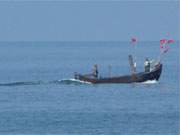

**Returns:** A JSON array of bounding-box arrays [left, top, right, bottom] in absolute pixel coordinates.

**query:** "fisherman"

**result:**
[[144, 58, 150, 72], [92, 64, 98, 78]]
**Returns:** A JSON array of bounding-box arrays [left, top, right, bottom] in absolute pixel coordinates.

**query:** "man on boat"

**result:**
[[144, 58, 150, 72], [92, 64, 98, 78]]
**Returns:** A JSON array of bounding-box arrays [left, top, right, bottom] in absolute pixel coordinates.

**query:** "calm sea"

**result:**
[[0, 41, 179, 135]]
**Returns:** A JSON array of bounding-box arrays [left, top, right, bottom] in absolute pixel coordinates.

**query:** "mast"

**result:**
[[128, 55, 136, 75]]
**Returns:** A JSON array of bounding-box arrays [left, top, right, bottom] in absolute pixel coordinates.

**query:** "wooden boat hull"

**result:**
[[74, 64, 162, 84]]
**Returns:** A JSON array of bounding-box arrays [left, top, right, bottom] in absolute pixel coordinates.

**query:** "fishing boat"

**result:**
[[73, 38, 176, 84], [74, 55, 162, 84]]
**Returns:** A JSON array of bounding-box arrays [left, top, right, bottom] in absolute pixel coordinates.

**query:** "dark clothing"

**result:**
[[92, 65, 98, 78]]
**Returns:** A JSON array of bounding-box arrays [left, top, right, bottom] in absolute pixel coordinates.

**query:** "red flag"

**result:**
[[160, 39, 167, 45], [167, 39, 174, 44]]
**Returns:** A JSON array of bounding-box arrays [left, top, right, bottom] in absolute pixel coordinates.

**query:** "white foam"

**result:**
[[69, 78, 92, 84], [59, 78, 92, 84], [142, 80, 158, 84]]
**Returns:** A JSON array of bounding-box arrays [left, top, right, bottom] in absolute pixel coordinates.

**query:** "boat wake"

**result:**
[[0, 81, 43, 87], [57, 78, 92, 85], [142, 80, 158, 84], [0, 79, 158, 87], [0, 78, 91, 87]]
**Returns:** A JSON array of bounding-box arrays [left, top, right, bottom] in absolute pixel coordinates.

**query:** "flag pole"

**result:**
[[131, 37, 137, 72]]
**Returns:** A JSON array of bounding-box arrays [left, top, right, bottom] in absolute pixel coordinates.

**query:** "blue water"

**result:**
[[0, 41, 179, 135]]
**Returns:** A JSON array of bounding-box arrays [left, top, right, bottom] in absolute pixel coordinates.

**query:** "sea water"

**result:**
[[0, 41, 179, 135]]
